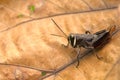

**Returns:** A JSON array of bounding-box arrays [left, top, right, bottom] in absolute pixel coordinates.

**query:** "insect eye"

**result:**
[[70, 35, 75, 40], [68, 35, 73, 40], [70, 34, 74, 38]]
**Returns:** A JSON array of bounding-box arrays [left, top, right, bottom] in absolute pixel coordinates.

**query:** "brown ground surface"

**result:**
[[0, 0, 120, 80]]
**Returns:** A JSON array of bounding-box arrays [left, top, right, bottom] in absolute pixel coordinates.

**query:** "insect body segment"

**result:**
[[68, 33, 97, 49]]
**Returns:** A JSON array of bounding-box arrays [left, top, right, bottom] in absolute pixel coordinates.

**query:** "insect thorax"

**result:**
[[68, 33, 97, 48]]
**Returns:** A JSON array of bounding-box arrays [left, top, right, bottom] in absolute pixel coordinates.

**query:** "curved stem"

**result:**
[[0, 63, 53, 73], [0, 6, 117, 33]]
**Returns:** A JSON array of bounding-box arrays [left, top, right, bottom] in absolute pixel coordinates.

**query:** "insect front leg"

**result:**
[[61, 41, 69, 48], [76, 47, 81, 68]]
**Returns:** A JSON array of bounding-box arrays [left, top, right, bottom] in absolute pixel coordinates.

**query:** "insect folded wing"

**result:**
[[92, 26, 117, 49]]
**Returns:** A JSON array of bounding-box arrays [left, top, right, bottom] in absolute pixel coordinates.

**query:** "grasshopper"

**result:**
[[51, 19, 116, 67]]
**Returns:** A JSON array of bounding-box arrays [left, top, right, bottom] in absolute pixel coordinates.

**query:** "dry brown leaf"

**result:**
[[0, 0, 120, 80]]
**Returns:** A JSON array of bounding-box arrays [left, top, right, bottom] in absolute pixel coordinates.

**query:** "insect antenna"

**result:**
[[51, 18, 68, 38], [50, 34, 67, 39]]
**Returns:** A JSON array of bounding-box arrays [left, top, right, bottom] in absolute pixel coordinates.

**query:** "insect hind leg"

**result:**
[[94, 51, 103, 60]]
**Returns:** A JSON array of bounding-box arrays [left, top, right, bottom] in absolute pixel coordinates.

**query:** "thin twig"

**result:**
[[39, 49, 93, 80], [0, 6, 117, 33], [0, 63, 53, 73]]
